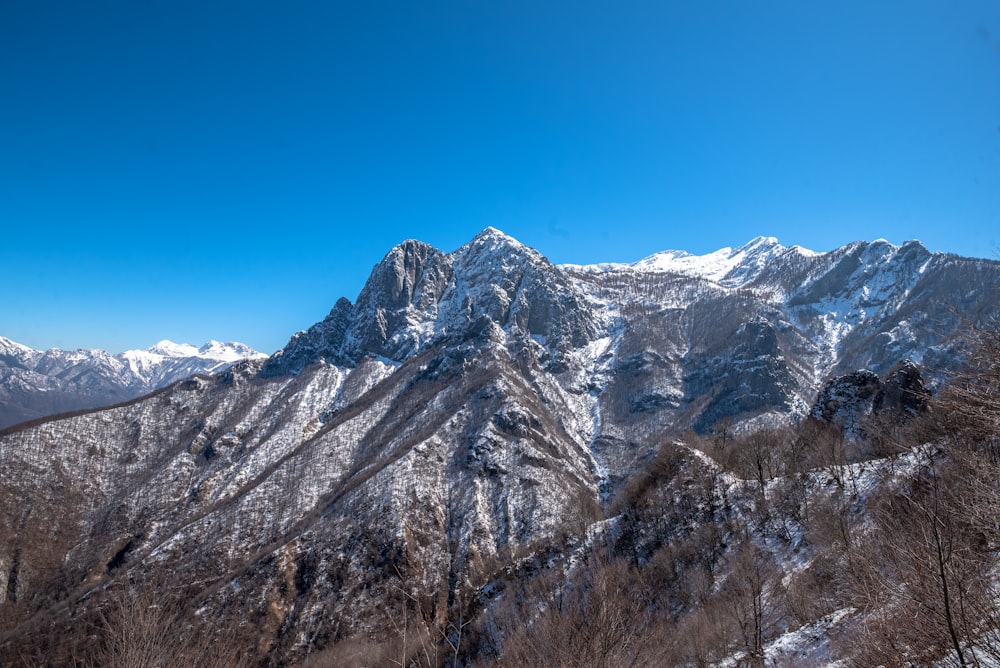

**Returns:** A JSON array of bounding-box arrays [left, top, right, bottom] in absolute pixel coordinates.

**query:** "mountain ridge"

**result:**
[[265, 232, 992, 422], [0, 338, 265, 428], [2, 229, 999, 664]]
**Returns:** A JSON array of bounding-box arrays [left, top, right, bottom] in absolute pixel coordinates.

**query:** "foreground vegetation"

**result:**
[[5, 326, 1000, 667]]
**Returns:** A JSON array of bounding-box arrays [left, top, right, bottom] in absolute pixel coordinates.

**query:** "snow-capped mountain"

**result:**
[[0, 337, 265, 428], [266, 229, 992, 437], [1, 228, 998, 664]]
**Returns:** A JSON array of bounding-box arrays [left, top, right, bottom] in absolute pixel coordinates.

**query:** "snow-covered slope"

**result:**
[[0, 337, 265, 427], [1, 229, 998, 664], [567, 235, 818, 285]]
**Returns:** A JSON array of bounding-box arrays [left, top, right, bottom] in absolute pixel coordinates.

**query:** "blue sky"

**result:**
[[2, 1, 999, 354]]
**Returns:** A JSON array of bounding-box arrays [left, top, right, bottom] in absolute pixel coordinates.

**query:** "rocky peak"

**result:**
[[450, 227, 543, 281], [718, 237, 794, 287], [444, 229, 601, 358], [873, 359, 930, 417], [347, 240, 453, 361], [464, 225, 531, 251], [897, 238, 931, 259], [811, 360, 930, 436], [196, 340, 262, 359], [263, 240, 456, 374], [265, 229, 604, 376], [148, 340, 198, 357], [0, 337, 40, 371], [811, 369, 881, 429], [260, 297, 355, 376], [358, 239, 450, 312], [627, 236, 793, 288]]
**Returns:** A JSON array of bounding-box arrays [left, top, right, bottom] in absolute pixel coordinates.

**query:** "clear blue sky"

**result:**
[[2, 1, 999, 354]]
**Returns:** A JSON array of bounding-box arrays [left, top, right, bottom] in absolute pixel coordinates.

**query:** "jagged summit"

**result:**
[[469, 225, 521, 244], [453, 226, 539, 265], [266, 227, 597, 375]]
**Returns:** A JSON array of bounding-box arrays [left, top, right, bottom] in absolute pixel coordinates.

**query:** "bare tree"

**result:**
[[718, 539, 781, 666], [96, 577, 181, 668], [489, 555, 662, 668], [92, 575, 251, 668]]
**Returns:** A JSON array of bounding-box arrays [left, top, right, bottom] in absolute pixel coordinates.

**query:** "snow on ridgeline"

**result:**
[[133, 339, 265, 366], [119, 339, 267, 382], [1, 337, 263, 363], [1, 336, 266, 385], [562, 236, 819, 287], [0, 335, 38, 356], [0, 336, 267, 428]]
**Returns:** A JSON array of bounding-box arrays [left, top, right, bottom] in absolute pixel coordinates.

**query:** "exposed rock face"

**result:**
[[811, 369, 883, 434], [873, 359, 931, 417], [443, 228, 601, 357], [264, 228, 602, 376], [1, 230, 998, 664], [348, 239, 454, 361], [810, 359, 931, 435], [260, 297, 355, 375]]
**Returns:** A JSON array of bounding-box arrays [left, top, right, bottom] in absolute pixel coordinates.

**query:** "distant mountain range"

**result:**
[[2, 229, 998, 664], [0, 338, 265, 428]]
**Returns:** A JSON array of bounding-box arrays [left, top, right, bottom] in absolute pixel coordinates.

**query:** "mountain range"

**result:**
[[2, 228, 998, 665], [0, 338, 265, 428]]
